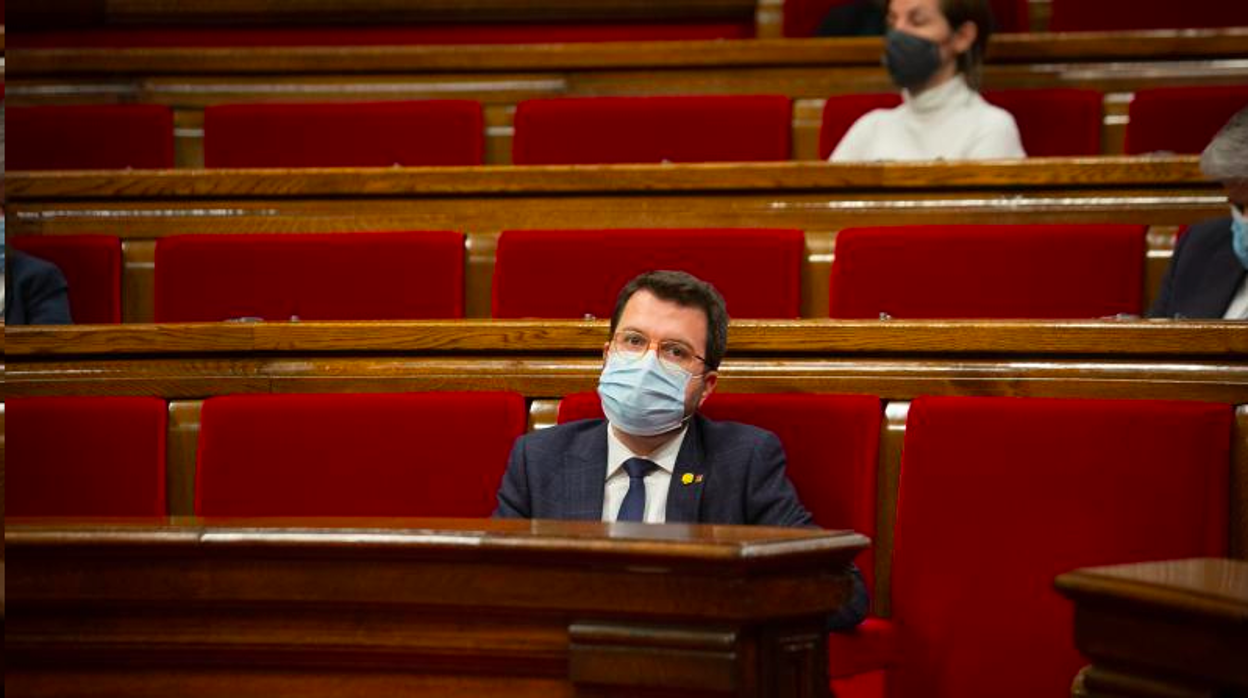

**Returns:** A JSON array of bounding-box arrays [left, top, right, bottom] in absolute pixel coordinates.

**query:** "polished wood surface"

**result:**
[[5, 517, 866, 697], [1056, 558, 1248, 698], [3, 159, 1223, 320]]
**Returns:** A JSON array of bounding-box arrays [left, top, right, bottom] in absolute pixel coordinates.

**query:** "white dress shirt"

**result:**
[[602, 424, 688, 523], [1224, 275, 1248, 319], [829, 74, 1026, 162]]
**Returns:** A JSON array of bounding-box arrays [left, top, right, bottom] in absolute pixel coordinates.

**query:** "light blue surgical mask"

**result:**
[[598, 349, 692, 437], [1232, 205, 1248, 270]]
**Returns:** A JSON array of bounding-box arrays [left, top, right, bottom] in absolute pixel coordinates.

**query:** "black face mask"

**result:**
[[884, 29, 944, 91]]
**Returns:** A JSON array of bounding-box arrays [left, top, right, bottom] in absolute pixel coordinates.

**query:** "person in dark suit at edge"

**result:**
[[1149, 105, 1248, 320], [494, 270, 869, 629]]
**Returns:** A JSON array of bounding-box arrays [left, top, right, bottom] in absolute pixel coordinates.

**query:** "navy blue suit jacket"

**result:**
[[1149, 217, 1246, 319], [494, 414, 869, 628], [5, 249, 74, 325]]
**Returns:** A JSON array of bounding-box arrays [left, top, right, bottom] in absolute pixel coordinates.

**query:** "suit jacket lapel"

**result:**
[[665, 416, 708, 523], [560, 421, 608, 521]]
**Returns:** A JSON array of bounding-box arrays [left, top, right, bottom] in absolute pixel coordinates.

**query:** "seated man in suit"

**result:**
[[495, 270, 868, 628], [1150, 105, 1248, 319], [3, 214, 74, 326]]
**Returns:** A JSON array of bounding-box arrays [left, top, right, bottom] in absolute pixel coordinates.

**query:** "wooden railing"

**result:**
[[4, 157, 1225, 321]]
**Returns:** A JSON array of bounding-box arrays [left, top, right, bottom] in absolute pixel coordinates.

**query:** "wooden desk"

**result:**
[[1055, 558, 1248, 698], [3, 158, 1223, 320], [4, 517, 867, 698]]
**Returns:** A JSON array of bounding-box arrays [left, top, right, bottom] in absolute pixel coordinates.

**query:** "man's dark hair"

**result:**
[[609, 270, 729, 371]]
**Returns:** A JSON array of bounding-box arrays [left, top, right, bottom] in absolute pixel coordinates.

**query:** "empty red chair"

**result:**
[[154, 231, 465, 322], [1125, 85, 1248, 155], [7, 235, 123, 323], [560, 391, 890, 696], [1049, 0, 1245, 31], [820, 89, 1102, 158], [7, 396, 168, 516], [492, 228, 804, 319], [829, 224, 1146, 318], [984, 89, 1102, 156], [195, 392, 527, 517], [512, 95, 792, 164], [6, 104, 175, 170], [204, 100, 484, 168], [889, 396, 1229, 698]]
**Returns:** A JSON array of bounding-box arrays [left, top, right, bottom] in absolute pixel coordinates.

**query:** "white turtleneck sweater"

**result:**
[[829, 75, 1026, 162]]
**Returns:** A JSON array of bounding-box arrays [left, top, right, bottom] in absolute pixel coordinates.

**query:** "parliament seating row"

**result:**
[[9, 224, 1151, 324], [8, 84, 1247, 170], [4, 390, 1234, 698]]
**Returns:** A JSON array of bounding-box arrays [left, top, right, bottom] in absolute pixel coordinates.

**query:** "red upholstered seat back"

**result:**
[[983, 88, 1103, 156], [492, 228, 805, 319], [154, 231, 465, 322], [204, 100, 484, 168], [196, 392, 527, 517], [557, 391, 882, 589], [1049, 0, 1244, 31], [7, 235, 123, 323], [890, 396, 1229, 698], [6, 104, 175, 170], [7, 396, 168, 516], [820, 90, 1102, 158], [512, 95, 792, 164], [828, 224, 1146, 318], [1125, 85, 1248, 155]]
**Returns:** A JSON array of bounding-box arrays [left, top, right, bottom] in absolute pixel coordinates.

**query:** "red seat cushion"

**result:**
[[204, 100, 484, 168], [829, 224, 1146, 318], [890, 396, 1230, 698], [492, 228, 804, 319], [7, 235, 123, 323], [827, 617, 898, 678], [154, 231, 464, 322], [7, 396, 168, 516], [1049, 0, 1245, 31], [821, 89, 1102, 158], [196, 392, 527, 517], [7, 105, 174, 171], [558, 391, 881, 589], [984, 88, 1102, 156], [1125, 85, 1248, 155], [513, 95, 792, 164], [9, 22, 753, 48]]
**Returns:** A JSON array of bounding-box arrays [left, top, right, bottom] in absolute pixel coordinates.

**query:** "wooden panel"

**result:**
[[1234, 407, 1248, 561], [1, 403, 6, 523], [5, 519, 866, 698], [1056, 558, 1248, 698], [166, 399, 203, 517], [121, 239, 156, 324], [873, 400, 908, 618]]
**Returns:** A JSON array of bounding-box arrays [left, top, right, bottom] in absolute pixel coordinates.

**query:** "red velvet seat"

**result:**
[[1124, 85, 1248, 155], [6, 235, 123, 324], [7, 396, 168, 516], [154, 231, 465, 322], [204, 100, 484, 168], [6, 104, 175, 171], [559, 391, 889, 693], [889, 396, 1229, 698], [512, 95, 792, 164], [828, 224, 1146, 318], [492, 228, 804, 319], [820, 89, 1102, 158], [196, 392, 527, 517], [1049, 0, 1245, 31]]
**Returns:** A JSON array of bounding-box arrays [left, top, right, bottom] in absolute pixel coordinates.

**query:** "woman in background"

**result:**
[[829, 0, 1025, 161]]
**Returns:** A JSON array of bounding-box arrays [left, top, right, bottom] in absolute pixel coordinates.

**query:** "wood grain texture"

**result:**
[[5, 519, 865, 697], [1056, 558, 1248, 698]]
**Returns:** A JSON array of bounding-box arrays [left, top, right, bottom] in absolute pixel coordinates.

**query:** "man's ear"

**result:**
[[602, 342, 611, 363], [697, 371, 718, 408], [950, 20, 978, 54]]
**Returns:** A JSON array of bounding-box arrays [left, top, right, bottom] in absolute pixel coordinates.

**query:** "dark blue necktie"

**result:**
[[616, 457, 657, 522]]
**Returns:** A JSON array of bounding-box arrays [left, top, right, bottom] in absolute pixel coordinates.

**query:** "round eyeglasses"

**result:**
[[610, 330, 709, 375]]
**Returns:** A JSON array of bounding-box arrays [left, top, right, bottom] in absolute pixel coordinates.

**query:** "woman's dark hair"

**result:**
[[609, 270, 729, 371], [940, 0, 993, 88]]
